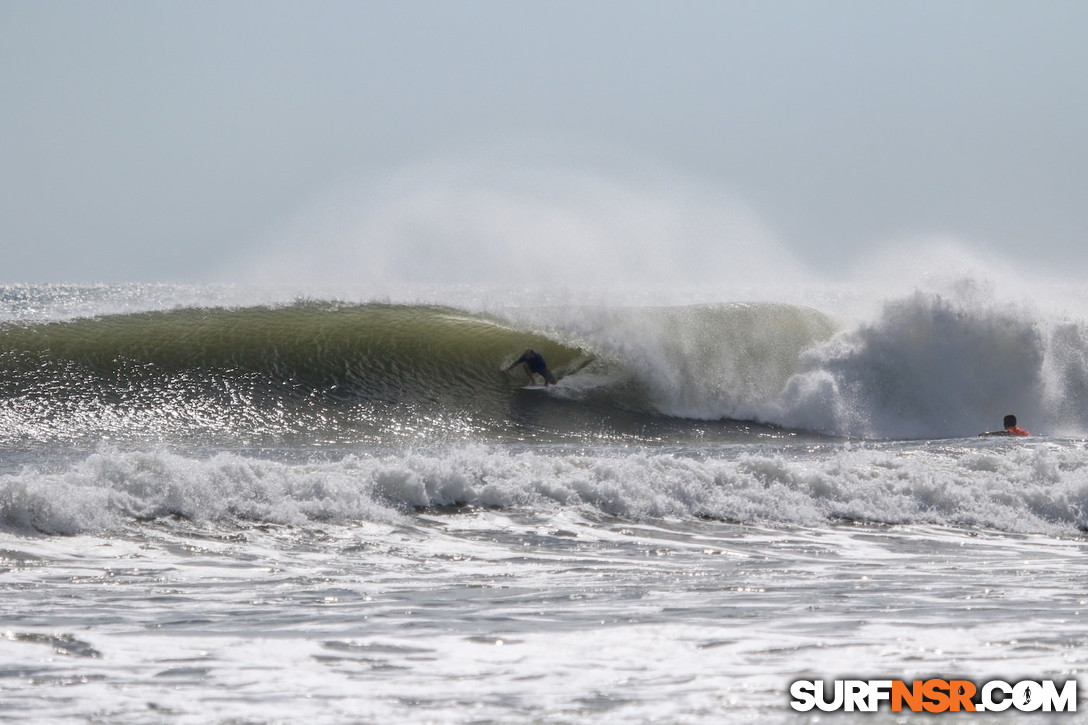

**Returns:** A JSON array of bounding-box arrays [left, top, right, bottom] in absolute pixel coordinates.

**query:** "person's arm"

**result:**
[[505, 353, 528, 372]]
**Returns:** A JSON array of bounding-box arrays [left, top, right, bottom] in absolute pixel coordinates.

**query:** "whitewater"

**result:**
[[3, 280, 1088, 723]]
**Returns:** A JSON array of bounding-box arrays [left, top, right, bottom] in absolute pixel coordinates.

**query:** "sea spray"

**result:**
[[782, 243, 1088, 438], [780, 291, 1063, 439], [505, 303, 839, 421], [1044, 319, 1088, 435]]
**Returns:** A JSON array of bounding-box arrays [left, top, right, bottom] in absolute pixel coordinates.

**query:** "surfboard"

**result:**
[[522, 385, 547, 390]]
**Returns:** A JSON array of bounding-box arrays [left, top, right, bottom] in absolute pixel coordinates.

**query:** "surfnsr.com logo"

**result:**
[[790, 678, 1078, 713]]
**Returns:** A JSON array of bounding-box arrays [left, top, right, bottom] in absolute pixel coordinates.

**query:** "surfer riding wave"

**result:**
[[506, 348, 558, 386]]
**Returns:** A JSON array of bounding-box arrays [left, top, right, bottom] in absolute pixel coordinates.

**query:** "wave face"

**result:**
[[0, 300, 835, 448], [1, 287, 1087, 446], [0, 302, 598, 448]]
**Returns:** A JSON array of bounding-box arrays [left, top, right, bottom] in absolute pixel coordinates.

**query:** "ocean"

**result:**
[[2, 281, 1087, 723]]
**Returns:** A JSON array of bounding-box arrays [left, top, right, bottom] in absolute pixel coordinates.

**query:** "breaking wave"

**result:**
[[3, 440, 1087, 536], [0, 287, 1086, 445]]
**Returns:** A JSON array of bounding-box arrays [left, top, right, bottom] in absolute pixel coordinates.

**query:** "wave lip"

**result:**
[[533, 302, 838, 421]]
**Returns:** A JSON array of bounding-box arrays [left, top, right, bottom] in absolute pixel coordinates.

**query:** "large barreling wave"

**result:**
[[0, 297, 836, 448], [0, 301, 586, 448], [1, 282, 1087, 448]]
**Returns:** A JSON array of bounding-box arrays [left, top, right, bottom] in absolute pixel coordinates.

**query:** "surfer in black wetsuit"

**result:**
[[506, 348, 558, 386]]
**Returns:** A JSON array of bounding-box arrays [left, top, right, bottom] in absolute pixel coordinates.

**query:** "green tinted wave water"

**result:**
[[0, 301, 835, 449]]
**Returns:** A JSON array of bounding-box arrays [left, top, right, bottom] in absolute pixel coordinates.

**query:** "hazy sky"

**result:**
[[1, 1, 1085, 285]]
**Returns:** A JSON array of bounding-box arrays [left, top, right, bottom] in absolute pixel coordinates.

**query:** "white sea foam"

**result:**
[[510, 284, 1088, 439], [788, 292, 1088, 438], [3, 477, 1086, 725], [3, 440, 1086, 537]]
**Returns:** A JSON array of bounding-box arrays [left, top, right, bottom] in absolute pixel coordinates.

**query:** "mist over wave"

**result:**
[[215, 151, 1088, 441], [239, 148, 812, 301]]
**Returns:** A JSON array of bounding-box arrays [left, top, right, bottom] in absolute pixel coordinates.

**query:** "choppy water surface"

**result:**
[[4, 505, 1088, 724]]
